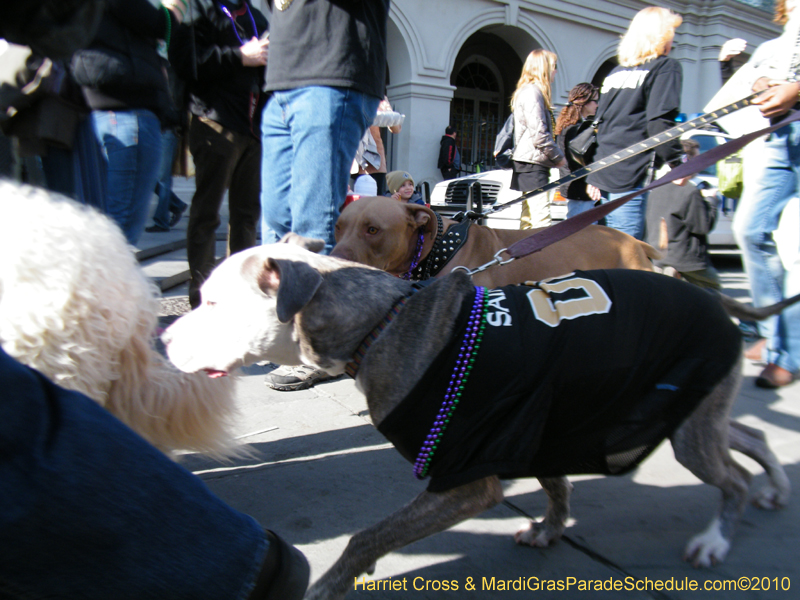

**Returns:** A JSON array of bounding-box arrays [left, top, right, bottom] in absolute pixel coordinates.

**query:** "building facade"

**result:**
[[254, 0, 779, 191]]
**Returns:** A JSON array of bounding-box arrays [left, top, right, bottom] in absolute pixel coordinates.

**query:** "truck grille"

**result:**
[[444, 179, 502, 205]]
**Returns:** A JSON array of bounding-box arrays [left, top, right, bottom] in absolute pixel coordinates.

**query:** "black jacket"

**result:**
[[587, 55, 683, 193], [645, 181, 717, 273], [264, 0, 389, 100], [438, 135, 458, 170], [169, 0, 268, 139], [556, 120, 593, 201], [70, 0, 173, 123]]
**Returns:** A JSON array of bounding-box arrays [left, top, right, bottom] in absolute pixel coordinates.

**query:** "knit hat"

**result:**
[[386, 171, 415, 194], [353, 174, 378, 196]]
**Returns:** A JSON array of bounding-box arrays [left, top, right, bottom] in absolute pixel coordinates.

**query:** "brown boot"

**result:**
[[755, 363, 795, 388]]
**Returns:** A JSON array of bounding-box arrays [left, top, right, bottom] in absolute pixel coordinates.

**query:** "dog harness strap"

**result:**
[[412, 216, 471, 280], [408, 212, 443, 280]]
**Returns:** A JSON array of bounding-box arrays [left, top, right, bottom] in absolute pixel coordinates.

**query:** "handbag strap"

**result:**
[[587, 83, 619, 129]]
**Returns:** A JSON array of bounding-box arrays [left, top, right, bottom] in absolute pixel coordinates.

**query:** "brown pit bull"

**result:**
[[331, 196, 660, 287]]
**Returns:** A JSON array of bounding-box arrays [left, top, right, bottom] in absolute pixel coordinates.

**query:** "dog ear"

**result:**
[[278, 232, 326, 254], [257, 258, 324, 323], [406, 203, 435, 236]]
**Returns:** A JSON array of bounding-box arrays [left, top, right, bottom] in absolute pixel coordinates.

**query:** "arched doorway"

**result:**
[[592, 58, 619, 89], [449, 31, 522, 173]]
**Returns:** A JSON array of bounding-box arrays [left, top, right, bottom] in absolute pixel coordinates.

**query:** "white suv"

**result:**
[[429, 169, 566, 228]]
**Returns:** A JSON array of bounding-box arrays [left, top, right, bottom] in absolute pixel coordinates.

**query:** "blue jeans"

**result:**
[[91, 109, 163, 244], [260, 86, 380, 252], [733, 122, 800, 373], [567, 199, 597, 220], [600, 184, 648, 240], [152, 129, 188, 229], [0, 348, 267, 599]]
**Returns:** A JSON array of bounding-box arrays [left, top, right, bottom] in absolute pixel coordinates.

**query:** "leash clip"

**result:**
[[451, 248, 515, 277]]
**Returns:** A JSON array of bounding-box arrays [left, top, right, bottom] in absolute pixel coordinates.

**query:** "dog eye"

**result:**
[[204, 300, 217, 307], [366, 226, 379, 235]]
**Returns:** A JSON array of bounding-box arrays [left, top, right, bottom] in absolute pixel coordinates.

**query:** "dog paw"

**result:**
[[752, 483, 790, 510], [684, 520, 730, 568], [514, 521, 559, 548]]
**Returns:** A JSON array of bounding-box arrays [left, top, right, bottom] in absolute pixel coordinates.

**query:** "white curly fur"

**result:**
[[0, 180, 239, 458]]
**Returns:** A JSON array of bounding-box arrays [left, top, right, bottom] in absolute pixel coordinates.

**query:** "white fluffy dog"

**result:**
[[0, 180, 238, 457]]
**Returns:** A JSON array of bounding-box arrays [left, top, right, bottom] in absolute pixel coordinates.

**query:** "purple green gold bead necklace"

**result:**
[[401, 232, 424, 281], [413, 286, 488, 479]]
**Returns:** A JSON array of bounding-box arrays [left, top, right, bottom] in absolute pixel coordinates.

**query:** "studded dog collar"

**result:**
[[407, 212, 471, 281]]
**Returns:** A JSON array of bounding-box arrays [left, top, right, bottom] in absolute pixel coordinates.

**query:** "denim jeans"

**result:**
[[152, 129, 188, 229], [91, 109, 163, 244], [733, 122, 800, 373], [260, 86, 380, 252], [0, 348, 267, 599], [567, 199, 597, 220], [600, 184, 648, 240]]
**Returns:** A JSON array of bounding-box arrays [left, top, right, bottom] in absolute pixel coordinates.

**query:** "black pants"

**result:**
[[187, 117, 261, 308]]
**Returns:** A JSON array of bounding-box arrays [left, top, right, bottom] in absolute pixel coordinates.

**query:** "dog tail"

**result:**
[[717, 291, 800, 322], [639, 239, 663, 262]]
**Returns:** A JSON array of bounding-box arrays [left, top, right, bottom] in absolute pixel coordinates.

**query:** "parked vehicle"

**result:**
[[430, 130, 739, 250], [429, 169, 566, 228]]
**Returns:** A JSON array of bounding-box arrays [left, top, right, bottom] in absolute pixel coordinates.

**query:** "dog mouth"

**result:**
[[203, 369, 229, 378]]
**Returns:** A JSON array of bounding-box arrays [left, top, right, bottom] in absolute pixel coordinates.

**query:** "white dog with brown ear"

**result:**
[[0, 180, 238, 458]]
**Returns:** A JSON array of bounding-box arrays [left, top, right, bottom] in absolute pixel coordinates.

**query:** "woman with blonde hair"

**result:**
[[586, 6, 684, 240], [510, 49, 566, 229]]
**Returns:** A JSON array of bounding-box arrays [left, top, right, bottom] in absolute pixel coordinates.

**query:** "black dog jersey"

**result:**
[[377, 269, 742, 493]]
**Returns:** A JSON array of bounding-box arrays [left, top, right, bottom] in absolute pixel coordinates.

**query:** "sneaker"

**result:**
[[145, 224, 170, 233], [265, 364, 340, 391]]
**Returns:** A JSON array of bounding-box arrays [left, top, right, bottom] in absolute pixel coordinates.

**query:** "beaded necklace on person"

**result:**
[[413, 286, 488, 479], [217, 1, 257, 44]]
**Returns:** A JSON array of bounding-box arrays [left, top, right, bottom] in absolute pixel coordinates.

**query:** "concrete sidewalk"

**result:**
[[140, 189, 800, 599]]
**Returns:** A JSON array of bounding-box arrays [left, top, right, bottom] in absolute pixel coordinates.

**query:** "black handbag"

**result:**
[[566, 118, 599, 167], [493, 114, 515, 169], [566, 86, 620, 167]]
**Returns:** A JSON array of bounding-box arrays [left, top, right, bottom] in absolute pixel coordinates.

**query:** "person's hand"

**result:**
[[719, 38, 746, 62], [162, 0, 189, 24], [556, 158, 568, 169], [240, 36, 269, 67], [586, 183, 601, 202], [391, 192, 402, 201], [752, 81, 800, 118], [752, 76, 772, 92]]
